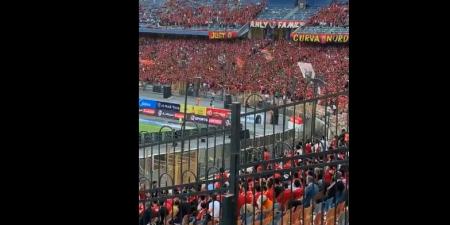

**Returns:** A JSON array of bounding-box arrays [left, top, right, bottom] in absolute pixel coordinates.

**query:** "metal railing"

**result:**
[[139, 91, 349, 225]]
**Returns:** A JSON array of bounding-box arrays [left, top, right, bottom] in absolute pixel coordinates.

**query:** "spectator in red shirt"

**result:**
[[292, 179, 304, 199], [263, 148, 271, 161], [305, 140, 312, 154], [281, 183, 293, 208]]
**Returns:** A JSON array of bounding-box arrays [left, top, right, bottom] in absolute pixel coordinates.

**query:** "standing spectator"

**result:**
[[204, 194, 221, 225]]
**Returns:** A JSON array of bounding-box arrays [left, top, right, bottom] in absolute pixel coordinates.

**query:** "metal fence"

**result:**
[[139, 91, 349, 225]]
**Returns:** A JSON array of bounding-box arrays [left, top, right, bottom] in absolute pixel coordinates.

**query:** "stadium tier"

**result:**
[[139, 1, 350, 225]]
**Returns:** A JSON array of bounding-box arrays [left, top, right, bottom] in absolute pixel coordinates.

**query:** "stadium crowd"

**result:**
[[139, 38, 348, 101], [140, 0, 266, 28], [306, 3, 349, 27], [139, 130, 349, 225]]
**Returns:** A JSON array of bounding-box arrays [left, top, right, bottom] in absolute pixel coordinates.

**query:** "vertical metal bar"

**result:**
[[302, 98, 306, 148], [188, 136, 191, 182], [244, 105, 248, 164], [282, 101, 286, 141], [311, 82, 317, 142], [229, 102, 241, 198], [196, 130, 200, 182], [272, 99, 276, 159], [289, 159, 294, 225], [172, 133, 176, 186], [335, 97, 338, 138], [181, 82, 189, 150], [253, 110, 257, 148], [302, 169, 306, 225], [165, 142, 168, 175], [158, 139, 161, 187], [150, 145, 153, 184], [263, 110, 267, 150], [222, 122, 226, 170], [222, 194, 236, 225], [143, 146, 146, 177], [214, 127, 217, 167], [205, 122, 210, 179], [324, 98, 328, 150], [293, 105, 296, 151]]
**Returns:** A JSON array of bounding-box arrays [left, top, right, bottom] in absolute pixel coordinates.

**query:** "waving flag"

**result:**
[[236, 56, 245, 69], [140, 58, 155, 66]]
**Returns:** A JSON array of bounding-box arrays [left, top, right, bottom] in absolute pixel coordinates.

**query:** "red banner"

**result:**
[[206, 107, 231, 118], [289, 116, 303, 124], [174, 113, 184, 119], [208, 31, 238, 39], [208, 117, 224, 126], [291, 33, 349, 43], [250, 20, 305, 29], [142, 108, 156, 115]]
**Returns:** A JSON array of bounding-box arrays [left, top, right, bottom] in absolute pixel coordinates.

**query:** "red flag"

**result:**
[[236, 56, 244, 69], [140, 58, 155, 66]]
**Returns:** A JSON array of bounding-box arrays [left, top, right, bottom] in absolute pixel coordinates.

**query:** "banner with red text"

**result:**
[[206, 107, 231, 118]]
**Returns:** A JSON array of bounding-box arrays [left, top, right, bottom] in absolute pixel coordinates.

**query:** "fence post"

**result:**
[[223, 102, 240, 225], [229, 102, 241, 196], [222, 194, 237, 225]]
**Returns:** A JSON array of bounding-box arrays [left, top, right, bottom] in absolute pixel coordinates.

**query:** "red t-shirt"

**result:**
[[324, 170, 333, 184], [238, 192, 246, 211], [283, 161, 292, 169], [188, 195, 197, 204], [282, 189, 293, 205], [245, 191, 254, 204], [305, 143, 312, 154], [215, 181, 221, 189], [274, 173, 282, 180], [331, 139, 338, 149], [263, 151, 271, 161], [196, 209, 207, 220], [215, 173, 229, 181], [139, 192, 146, 201], [293, 187, 304, 199], [265, 188, 274, 202], [276, 191, 284, 204], [164, 199, 173, 213]]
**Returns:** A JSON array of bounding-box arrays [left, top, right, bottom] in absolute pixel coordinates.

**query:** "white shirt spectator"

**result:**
[[209, 200, 221, 218]]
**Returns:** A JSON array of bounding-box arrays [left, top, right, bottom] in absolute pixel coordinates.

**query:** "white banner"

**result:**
[[297, 62, 315, 79]]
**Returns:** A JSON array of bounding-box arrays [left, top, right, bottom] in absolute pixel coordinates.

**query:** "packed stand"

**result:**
[[306, 3, 349, 27], [139, 130, 349, 225], [139, 38, 348, 102], [297, 26, 349, 34], [148, 0, 267, 29], [139, 3, 162, 27]]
